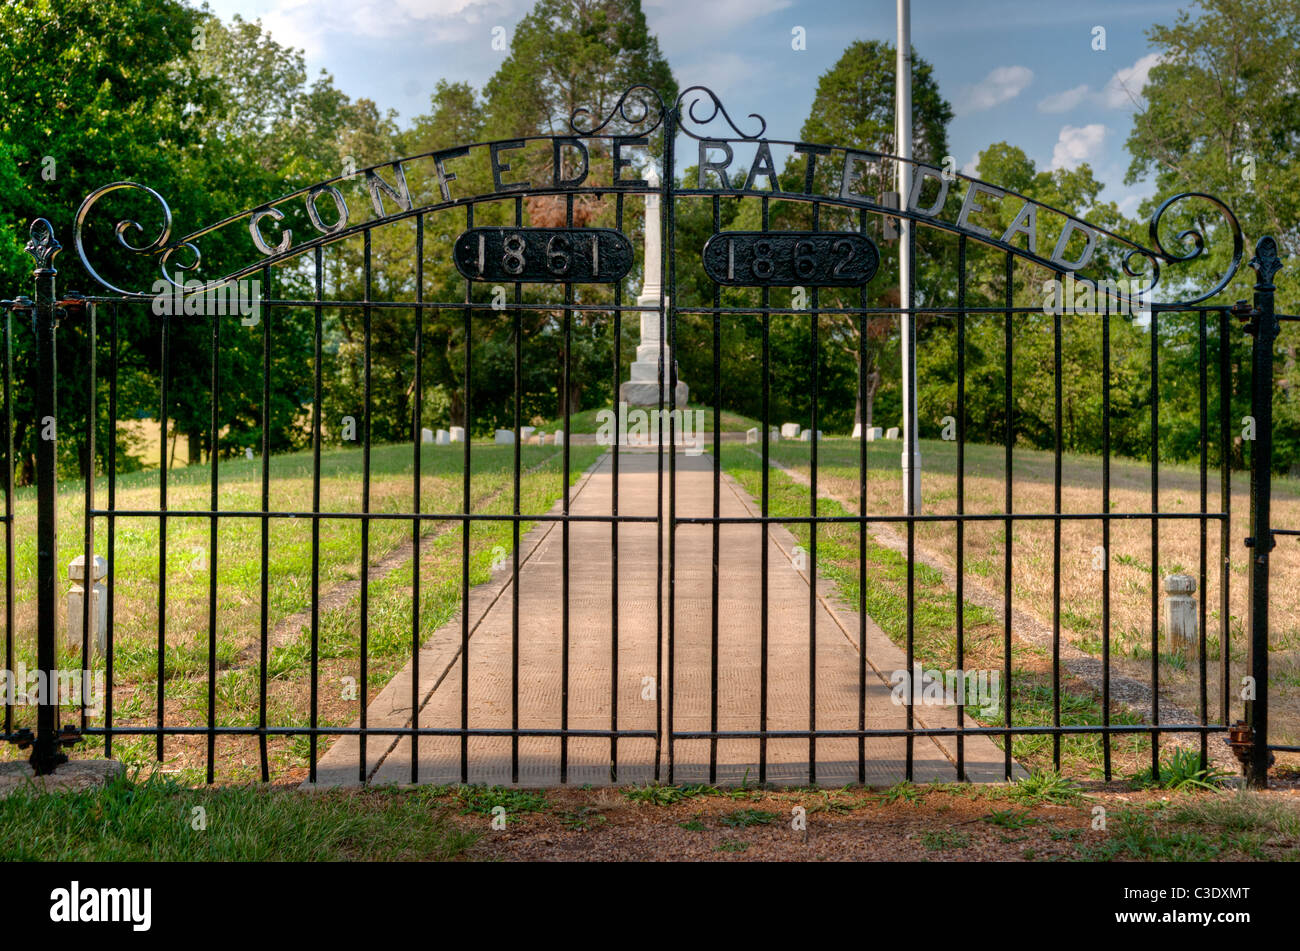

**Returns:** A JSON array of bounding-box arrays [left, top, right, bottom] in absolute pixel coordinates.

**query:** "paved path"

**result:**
[[311, 451, 1016, 787]]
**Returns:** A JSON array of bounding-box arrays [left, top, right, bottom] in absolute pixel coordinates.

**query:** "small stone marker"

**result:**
[[800, 429, 823, 442], [885, 426, 900, 440], [746, 427, 759, 445], [780, 422, 801, 439], [1165, 574, 1197, 653], [866, 427, 883, 441], [449, 426, 465, 442], [770, 428, 780, 442], [520, 426, 536, 442], [851, 422, 861, 439], [554, 430, 565, 447], [421, 427, 434, 443], [494, 429, 515, 445], [436, 429, 450, 445], [245, 447, 254, 460], [67, 554, 108, 654], [538, 433, 548, 446]]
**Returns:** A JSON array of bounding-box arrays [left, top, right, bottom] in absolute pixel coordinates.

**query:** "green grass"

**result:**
[[720, 447, 1150, 775], [1128, 747, 1233, 791], [0, 771, 477, 861], [2, 439, 602, 780]]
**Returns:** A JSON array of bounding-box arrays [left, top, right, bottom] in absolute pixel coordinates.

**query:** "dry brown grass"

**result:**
[[745, 436, 1300, 766]]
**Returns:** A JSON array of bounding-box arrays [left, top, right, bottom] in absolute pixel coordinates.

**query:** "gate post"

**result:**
[[1242, 235, 1281, 789], [26, 219, 67, 775]]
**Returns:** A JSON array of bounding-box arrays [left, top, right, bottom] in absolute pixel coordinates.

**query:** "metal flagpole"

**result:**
[[897, 0, 921, 513]]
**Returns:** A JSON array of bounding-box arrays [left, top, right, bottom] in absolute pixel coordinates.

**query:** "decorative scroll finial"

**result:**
[[569, 84, 666, 136], [25, 219, 61, 272], [1249, 235, 1282, 288], [674, 86, 766, 140]]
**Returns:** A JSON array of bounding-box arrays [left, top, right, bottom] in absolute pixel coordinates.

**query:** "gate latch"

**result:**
[[1227, 720, 1253, 768]]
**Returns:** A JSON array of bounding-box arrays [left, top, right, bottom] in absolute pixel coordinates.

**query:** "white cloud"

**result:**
[[1035, 54, 1163, 114], [1101, 52, 1162, 108], [1050, 123, 1107, 171], [1037, 84, 1090, 114], [955, 65, 1034, 115], [960, 152, 981, 177], [224, 0, 519, 57], [1117, 193, 1143, 217]]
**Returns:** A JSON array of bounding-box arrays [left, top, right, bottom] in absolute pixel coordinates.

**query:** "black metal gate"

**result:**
[[0, 85, 1288, 787]]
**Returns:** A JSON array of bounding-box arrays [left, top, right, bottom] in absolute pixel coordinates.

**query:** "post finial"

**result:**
[[25, 218, 61, 272], [1249, 235, 1282, 289]]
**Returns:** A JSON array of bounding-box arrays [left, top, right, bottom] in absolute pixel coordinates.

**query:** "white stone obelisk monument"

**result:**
[[620, 165, 689, 407]]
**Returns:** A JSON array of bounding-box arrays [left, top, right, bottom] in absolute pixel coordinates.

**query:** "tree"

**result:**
[[1125, 0, 1300, 471]]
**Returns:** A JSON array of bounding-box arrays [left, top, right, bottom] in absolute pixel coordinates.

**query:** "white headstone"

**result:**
[[538, 433, 548, 446], [449, 426, 465, 443], [421, 427, 434, 443], [851, 422, 862, 439], [520, 426, 536, 442], [1165, 574, 1197, 653], [67, 554, 108, 654], [553, 430, 565, 447], [885, 426, 900, 440], [770, 429, 780, 442], [800, 430, 823, 442], [436, 429, 450, 445], [245, 446, 254, 460], [494, 429, 515, 445], [866, 427, 883, 442], [746, 427, 759, 445], [780, 422, 801, 439]]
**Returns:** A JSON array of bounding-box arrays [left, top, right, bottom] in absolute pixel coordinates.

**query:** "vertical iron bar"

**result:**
[[709, 193, 720, 784], [610, 192, 622, 783], [1198, 310, 1209, 769], [1052, 296, 1062, 770], [662, 108, 675, 784], [1219, 308, 1231, 729], [759, 193, 770, 786], [258, 265, 272, 781], [461, 203, 473, 785], [1150, 307, 1160, 781], [561, 192, 573, 783], [809, 201, 821, 785], [1002, 251, 1013, 780], [81, 302, 95, 734], [857, 209, 869, 784], [511, 198, 522, 784], [309, 247, 323, 783], [1244, 237, 1280, 788], [2, 302, 12, 742], [105, 303, 117, 757], [30, 224, 63, 774], [1102, 297, 1112, 780], [412, 214, 424, 784], [206, 303, 220, 783], [955, 235, 966, 781], [360, 231, 373, 782], [157, 313, 169, 763]]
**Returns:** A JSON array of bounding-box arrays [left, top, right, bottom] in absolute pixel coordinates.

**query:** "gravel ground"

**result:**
[[455, 775, 1300, 862]]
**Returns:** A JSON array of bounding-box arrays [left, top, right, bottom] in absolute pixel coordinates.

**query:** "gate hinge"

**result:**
[[1232, 299, 1259, 330], [1227, 720, 1275, 771], [1243, 534, 1278, 551]]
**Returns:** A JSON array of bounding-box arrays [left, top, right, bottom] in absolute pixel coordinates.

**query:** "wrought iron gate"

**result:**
[[0, 85, 1289, 787]]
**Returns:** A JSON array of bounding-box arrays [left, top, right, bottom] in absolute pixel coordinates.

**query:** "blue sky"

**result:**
[[198, 0, 1192, 217]]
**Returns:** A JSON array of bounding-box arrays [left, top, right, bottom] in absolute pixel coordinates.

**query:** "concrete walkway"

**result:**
[[311, 450, 1016, 787]]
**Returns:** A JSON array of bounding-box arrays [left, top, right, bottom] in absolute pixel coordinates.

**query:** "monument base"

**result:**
[[620, 379, 689, 408]]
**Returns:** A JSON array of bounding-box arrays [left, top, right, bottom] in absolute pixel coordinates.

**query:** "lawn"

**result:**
[[0, 440, 602, 783], [712, 435, 1300, 768]]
